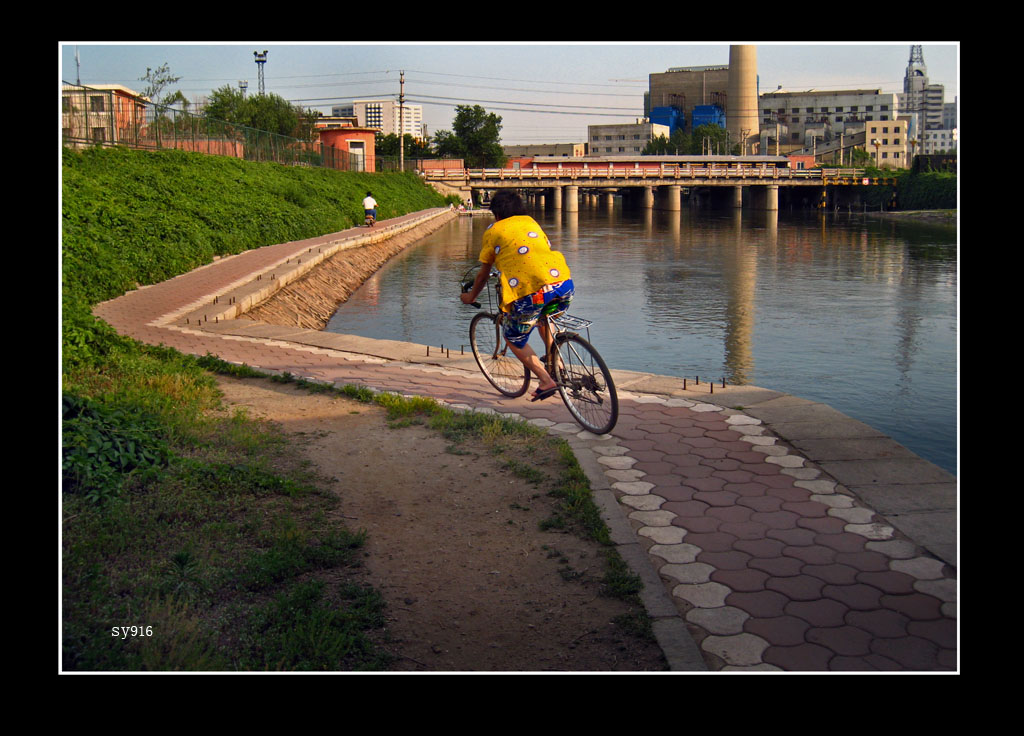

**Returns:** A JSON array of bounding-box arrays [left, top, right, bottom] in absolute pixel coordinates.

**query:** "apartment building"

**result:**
[[503, 142, 587, 158], [335, 99, 425, 139], [758, 88, 907, 166], [588, 121, 670, 154]]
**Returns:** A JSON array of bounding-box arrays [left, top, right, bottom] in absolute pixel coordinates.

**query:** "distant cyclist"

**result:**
[[362, 191, 378, 223], [460, 190, 574, 402]]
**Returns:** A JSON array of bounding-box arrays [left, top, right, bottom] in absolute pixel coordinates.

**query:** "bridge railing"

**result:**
[[425, 166, 869, 182]]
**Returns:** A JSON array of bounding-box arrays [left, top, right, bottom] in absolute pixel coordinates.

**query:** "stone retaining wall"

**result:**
[[242, 210, 458, 330]]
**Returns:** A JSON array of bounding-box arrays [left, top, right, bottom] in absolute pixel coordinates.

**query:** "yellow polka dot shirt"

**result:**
[[479, 215, 571, 308]]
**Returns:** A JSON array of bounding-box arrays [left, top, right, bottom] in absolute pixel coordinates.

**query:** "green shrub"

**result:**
[[62, 393, 172, 503]]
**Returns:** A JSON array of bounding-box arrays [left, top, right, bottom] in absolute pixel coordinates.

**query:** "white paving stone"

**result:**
[[915, 578, 957, 603], [597, 455, 637, 469], [782, 467, 821, 480], [613, 481, 656, 495], [592, 445, 630, 456], [665, 398, 697, 408], [605, 469, 646, 482], [701, 633, 769, 667], [576, 430, 613, 440], [828, 506, 877, 524], [766, 454, 805, 467], [691, 403, 723, 413], [619, 494, 665, 512], [660, 561, 715, 584], [891, 556, 947, 580], [845, 522, 895, 540], [672, 581, 732, 608], [866, 539, 919, 559], [639, 526, 687, 544], [648, 543, 702, 564], [725, 414, 762, 426], [795, 479, 838, 494], [741, 435, 776, 446], [630, 510, 677, 527], [753, 444, 789, 456], [812, 493, 855, 509], [722, 663, 784, 671], [686, 606, 750, 635]]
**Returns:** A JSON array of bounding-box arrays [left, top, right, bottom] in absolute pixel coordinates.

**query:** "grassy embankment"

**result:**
[[61, 146, 643, 671]]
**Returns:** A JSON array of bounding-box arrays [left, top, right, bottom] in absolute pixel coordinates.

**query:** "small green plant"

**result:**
[[62, 393, 172, 503]]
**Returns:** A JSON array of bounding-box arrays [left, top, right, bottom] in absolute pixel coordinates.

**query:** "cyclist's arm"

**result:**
[[461, 261, 492, 304]]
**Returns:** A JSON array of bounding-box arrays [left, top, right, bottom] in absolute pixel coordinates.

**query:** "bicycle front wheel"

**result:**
[[469, 312, 530, 397], [554, 333, 619, 435]]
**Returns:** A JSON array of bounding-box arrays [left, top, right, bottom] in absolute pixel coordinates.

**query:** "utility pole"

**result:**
[[399, 70, 405, 172]]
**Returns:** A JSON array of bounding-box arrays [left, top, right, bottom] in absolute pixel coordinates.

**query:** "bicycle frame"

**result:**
[[463, 268, 617, 434]]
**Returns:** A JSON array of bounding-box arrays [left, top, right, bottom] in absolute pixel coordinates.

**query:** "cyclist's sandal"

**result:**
[[531, 386, 558, 402]]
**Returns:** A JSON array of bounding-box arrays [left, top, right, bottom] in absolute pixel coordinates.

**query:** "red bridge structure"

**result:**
[[423, 155, 893, 211]]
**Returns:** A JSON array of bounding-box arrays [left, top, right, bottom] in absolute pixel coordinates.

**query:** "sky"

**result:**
[[58, 41, 960, 146]]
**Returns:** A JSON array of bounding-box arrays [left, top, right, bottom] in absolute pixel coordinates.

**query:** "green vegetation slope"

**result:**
[[61, 146, 449, 670]]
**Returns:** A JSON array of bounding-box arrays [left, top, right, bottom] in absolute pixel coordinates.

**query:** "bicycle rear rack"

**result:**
[[551, 313, 593, 341], [552, 314, 592, 331]]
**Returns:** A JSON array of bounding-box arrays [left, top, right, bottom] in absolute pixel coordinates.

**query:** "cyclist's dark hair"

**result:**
[[489, 190, 527, 220]]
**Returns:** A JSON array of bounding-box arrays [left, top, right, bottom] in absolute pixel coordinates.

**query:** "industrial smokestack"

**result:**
[[727, 45, 759, 154]]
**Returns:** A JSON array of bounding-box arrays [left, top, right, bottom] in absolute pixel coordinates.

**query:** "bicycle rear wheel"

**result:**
[[554, 333, 618, 435], [469, 312, 530, 397]]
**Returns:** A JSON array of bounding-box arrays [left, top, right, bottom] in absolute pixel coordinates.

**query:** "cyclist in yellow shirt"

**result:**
[[460, 191, 574, 401]]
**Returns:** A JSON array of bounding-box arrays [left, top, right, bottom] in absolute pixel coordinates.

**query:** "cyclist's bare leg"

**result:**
[[508, 342, 556, 391], [537, 321, 563, 372]]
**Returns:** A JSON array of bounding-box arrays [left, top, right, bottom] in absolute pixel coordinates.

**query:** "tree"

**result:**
[[203, 84, 302, 138], [644, 128, 690, 155], [433, 105, 505, 168], [139, 63, 182, 105], [376, 132, 433, 160], [692, 123, 737, 155]]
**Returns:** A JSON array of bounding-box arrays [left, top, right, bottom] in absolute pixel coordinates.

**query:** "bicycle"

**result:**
[[461, 268, 619, 435]]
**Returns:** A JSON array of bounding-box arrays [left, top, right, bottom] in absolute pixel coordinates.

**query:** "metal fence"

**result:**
[[61, 83, 363, 171]]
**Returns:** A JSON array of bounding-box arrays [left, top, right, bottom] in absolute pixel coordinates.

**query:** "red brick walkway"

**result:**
[[92, 214, 958, 672]]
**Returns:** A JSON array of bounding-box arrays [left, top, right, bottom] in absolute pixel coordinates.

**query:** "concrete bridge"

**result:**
[[425, 165, 895, 211]]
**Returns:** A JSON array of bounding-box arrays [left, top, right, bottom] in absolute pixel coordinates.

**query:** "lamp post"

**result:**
[[253, 50, 268, 95]]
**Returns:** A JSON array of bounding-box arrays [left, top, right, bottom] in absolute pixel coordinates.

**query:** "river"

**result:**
[[326, 205, 958, 476]]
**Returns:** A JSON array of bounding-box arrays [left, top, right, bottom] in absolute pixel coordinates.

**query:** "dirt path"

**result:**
[[215, 375, 667, 672]]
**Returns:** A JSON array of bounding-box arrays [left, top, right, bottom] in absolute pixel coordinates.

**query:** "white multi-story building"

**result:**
[[758, 88, 907, 166], [335, 99, 424, 139], [921, 128, 957, 154], [587, 120, 669, 154]]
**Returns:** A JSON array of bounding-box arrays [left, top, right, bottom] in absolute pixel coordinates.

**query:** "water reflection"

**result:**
[[326, 205, 957, 475]]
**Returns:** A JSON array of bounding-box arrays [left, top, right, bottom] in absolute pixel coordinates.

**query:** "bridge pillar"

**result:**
[[549, 186, 562, 209], [662, 184, 681, 211], [765, 184, 779, 211], [643, 186, 654, 209], [732, 186, 743, 208], [564, 185, 578, 212], [602, 191, 615, 209]]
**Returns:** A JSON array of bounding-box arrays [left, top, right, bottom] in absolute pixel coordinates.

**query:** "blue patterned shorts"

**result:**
[[503, 280, 575, 348]]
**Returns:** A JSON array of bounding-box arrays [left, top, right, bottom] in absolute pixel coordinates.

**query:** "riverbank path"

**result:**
[[92, 209, 958, 672]]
